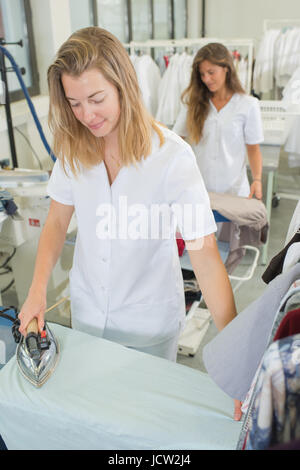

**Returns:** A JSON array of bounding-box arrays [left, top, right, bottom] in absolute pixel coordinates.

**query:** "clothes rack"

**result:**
[[127, 37, 254, 95]]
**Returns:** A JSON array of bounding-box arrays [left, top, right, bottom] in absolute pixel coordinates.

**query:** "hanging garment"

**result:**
[[254, 28, 300, 94], [178, 53, 193, 98], [244, 334, 300, 450], [184, 278, 201, 307], [47, 125, 216, 349], [270, 278, 300, 345], [241, 278, 300, 417], [275, 28, 300, 88], [209, 191, 268, 231], [285, 126, 300, 168], [156, 52, 193, 127], [203, 262, 300, 402], [273, 308, 300, 340], [283, 242, 300, 273], [268, 439, 300, 450], [237, 57, 248, 91], [262, 229, 300, 284], [253, 29, 281, 94], [156, 53, 180, 126], [285, 200, 300, 245], [282, 67, 300, 168]]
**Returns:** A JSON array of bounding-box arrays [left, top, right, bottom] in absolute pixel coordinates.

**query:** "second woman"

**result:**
[[173, 42, 264, 200]]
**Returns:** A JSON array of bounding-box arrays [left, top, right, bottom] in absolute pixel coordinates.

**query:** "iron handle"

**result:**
[[26, 318, 38, 335]]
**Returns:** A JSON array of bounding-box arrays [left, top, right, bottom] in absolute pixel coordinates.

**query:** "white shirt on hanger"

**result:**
[[237, 57, 248, 91], [173, 93, 264, 196], [47, 126, 216, 348], [130, 54, 161, 116], [253, 29, 281, 94]]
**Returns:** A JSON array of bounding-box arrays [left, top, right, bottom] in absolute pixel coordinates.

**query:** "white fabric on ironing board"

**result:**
[[0, 323, 242, 450]]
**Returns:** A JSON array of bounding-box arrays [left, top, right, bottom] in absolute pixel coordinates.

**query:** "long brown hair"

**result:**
[[47, 27, 164, 175], [182, 43, 245, 144]]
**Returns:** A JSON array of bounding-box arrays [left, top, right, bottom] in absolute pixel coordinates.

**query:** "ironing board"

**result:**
[[0, 323, 242, 450]]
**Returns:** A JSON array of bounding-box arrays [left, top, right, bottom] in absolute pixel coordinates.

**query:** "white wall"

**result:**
[[187, 0, 203, 38], [204, 0, 300, 44]]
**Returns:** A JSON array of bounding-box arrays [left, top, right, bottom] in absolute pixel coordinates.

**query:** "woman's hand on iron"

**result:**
[[18, 291, 46, 337]]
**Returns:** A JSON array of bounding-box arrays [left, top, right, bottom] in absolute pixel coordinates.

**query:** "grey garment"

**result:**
[[203, 263, 300, 402], [209, 192, 269, 273]]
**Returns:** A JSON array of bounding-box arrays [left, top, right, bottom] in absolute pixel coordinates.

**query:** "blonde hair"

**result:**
[[182, 43, 245, 144], [47, 27, 164, 174]]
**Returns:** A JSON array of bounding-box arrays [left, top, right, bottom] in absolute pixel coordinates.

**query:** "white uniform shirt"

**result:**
[[47, 127, 216, 348], [173, 93, 264, 197]]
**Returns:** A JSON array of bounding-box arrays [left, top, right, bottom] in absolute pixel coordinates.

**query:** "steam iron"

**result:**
[[15, 318, 59, 388]]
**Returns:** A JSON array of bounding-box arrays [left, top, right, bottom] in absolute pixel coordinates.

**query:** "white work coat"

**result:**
[[47, 127, 216, 348], [173, 93, 264, 197]]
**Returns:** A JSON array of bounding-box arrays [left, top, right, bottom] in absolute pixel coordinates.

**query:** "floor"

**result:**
[[0, 149, 299, 375]]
